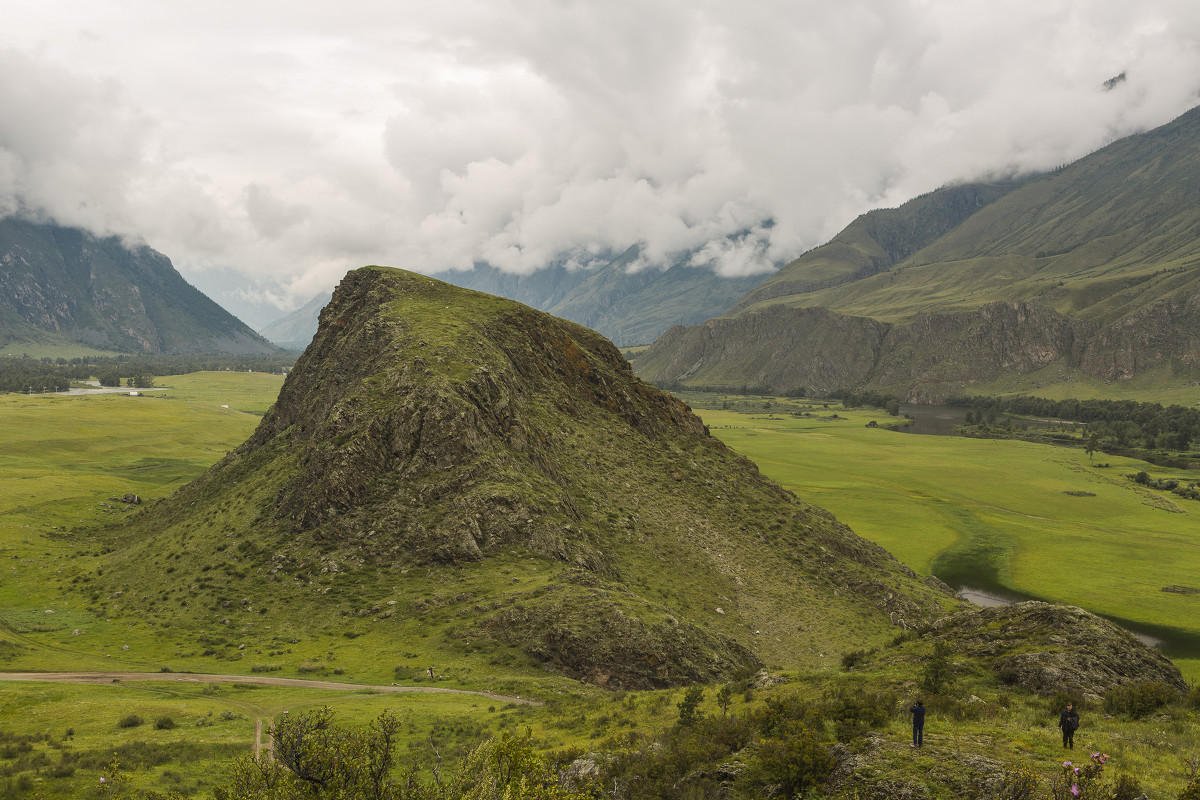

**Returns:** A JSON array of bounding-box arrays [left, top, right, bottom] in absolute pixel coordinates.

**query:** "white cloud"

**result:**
[[4, 0, 1200, 317]]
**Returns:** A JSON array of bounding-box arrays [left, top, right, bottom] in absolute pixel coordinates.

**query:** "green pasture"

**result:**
[[0, 678, 569, 798], [692, 400, 1200, 678]]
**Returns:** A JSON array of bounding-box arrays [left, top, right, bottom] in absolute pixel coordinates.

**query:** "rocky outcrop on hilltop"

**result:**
[[635, 298, 1199, 402], [117, 266, 960, 688], [928, 602, 1186, 699]]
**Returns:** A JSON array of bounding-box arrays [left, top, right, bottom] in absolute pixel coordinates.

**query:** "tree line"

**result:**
[[0, 354, 297, 394], [947, 394, 1200, 452]]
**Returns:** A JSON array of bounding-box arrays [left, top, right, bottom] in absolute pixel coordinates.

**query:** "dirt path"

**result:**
[[0, 671, 536, 703]]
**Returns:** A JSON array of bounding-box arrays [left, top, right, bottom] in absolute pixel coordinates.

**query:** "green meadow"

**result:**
[[686, 396, 1200, 680], [3, 373, 1200, 797]]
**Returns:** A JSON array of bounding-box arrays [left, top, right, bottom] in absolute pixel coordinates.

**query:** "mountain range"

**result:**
[[0, 216, 277, 355], [258, 246, 767, 351], [635, 104, 1200, 400]]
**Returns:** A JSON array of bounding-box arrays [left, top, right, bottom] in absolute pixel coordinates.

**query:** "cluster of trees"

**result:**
[[827, 389, 902, 416], [1131, 471, 1200, 502], [0, 354, 296, 394], [949, 395, 1200, 452]]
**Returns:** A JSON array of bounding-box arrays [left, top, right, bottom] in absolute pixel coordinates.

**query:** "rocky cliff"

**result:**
[[635, 298, 1199, 402]]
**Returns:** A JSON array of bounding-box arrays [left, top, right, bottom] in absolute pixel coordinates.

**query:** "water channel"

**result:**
[[896, 404, 1200, 657]]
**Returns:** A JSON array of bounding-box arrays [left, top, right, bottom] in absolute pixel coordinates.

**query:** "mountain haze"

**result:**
[[0, 217, 277, 355], [258, 247, 766, 351], [105, 266, 957, 687], [636, 104, 1200, 399]]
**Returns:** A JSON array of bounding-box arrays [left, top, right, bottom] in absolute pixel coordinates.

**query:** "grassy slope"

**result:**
[[735, 107, 1200, 326], [686, 398, 1200, 681]]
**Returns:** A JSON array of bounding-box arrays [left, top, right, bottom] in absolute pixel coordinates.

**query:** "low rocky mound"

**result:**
[[107, 266, 960, 688], [928, 601, 1186, 699]]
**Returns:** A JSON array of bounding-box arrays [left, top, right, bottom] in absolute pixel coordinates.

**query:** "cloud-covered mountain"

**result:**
[[0, 217, 278, 355], [635, 104, 1200, 400]]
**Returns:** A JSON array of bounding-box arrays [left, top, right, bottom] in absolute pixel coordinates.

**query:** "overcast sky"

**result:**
[[5, 1, 1200, 326]]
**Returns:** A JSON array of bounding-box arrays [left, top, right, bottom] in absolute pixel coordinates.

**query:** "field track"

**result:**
[[0, 671, 535, 703]]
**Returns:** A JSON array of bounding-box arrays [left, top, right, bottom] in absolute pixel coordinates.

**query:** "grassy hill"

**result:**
[[88, 267, 958, 690]]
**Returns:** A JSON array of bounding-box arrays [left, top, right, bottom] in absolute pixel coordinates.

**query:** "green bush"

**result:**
[[117, 714, 144, 728], [822, 686, 895, 743], [1102, 681, 1179, 718], [738, 720, 834, 800], [154, 716, 177, 730], [1111, 773, 1143, 800]]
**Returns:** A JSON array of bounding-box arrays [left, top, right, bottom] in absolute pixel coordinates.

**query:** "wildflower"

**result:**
[[1070, 786, 1080, 797], [1063, 761, 1072, 767], [100, 777, 106, 784]]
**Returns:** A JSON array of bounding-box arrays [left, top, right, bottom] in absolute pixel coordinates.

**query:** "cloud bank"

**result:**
[[4, 0, 1200, 321]]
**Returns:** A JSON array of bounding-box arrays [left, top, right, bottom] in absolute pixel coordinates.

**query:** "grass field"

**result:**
[[3, 374, 1200, 797], [685, 396, 1200, 680]]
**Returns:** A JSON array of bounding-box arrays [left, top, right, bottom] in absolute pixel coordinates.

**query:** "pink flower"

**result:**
[[100, 777, 106, 783], [1070, 786, 1080, 797], [1063, 761, 1073, 767]]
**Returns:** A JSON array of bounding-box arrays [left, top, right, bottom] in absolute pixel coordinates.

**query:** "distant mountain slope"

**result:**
[[737, 105, 1200, 324], [637, 105, 1200, 397], [0, 217, 277, 355], [730, 181, 1025, 315], [258, 247, 768, 350], [258, 291, 331, 350], [103, 266, 958, 688]]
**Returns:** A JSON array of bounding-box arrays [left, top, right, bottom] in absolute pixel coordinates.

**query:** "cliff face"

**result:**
[[635, 298, 1198, 402], [0, 217, 277, 354], [114, 266, 960, 688]]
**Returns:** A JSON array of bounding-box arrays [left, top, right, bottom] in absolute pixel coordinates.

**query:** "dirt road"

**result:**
[[0, 671, 534, 703]]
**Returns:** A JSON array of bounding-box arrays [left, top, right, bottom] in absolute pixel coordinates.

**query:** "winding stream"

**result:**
[[896, 405, 1200, 658]]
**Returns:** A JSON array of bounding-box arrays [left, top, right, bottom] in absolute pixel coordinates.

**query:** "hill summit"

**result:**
[[108, 266, 957, 687]]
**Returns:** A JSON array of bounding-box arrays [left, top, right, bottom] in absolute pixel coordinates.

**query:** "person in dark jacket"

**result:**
[[909, 699, 925, 748], [1058, 702, 1079, 748]]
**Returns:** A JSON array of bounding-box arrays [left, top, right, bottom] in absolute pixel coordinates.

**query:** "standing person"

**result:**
[[909, 699, 925, 748], [1058, 701, 1079, 748]]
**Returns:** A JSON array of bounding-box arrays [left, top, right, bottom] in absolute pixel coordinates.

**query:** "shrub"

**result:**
[[738, 720, 834, 800], [919, 640, 957, 694], [117, 714, 143, 728], [154, 716, 176, 730], [1103, 681, 1179, 718], [995, 765, 1039, 800], [840, 648, 870, 671], [822, 686, 895, 743], [1110, 773, 1143, 800], [676, 686, 704, 728]]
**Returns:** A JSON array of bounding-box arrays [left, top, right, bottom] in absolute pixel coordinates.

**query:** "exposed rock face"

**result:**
[[142, 266, 959, 688], [635, 299, 1199, 402], [928, 602, 1186, 699]]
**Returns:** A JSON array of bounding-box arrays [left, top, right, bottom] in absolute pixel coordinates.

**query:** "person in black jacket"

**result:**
[[909, 699, 925, 748], [1058, 702, 1079, 748]]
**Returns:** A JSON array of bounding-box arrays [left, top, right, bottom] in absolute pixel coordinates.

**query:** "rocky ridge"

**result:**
[[111, 266, 961, 687]]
